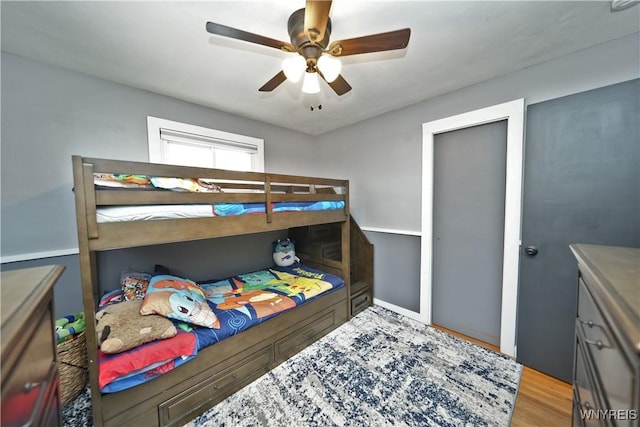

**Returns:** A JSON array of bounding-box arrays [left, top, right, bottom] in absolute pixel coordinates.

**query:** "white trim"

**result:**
[[1, 248, 79, 264], [373, 298, 424, 323], [147, 116, 265, 172], [359, 226, 422, 237], [421, 99, 524, 357]]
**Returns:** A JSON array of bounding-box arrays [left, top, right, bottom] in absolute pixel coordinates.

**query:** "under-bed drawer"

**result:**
[[351, 290, 372, 316], [159, 345, 272, 427], [275, 311, 337, 362]]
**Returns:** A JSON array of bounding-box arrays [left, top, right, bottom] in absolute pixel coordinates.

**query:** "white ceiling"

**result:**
[[1, 1, 638, 135]]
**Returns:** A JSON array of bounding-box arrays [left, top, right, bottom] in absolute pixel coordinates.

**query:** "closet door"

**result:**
[[431, 120, 508, 346], [517, 79, 640, 382]]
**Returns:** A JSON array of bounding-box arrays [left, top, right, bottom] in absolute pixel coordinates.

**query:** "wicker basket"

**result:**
[[57, 331, 88, 406]]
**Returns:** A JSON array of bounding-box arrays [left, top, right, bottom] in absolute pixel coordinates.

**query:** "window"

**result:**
[[147, 116, 264, 172]]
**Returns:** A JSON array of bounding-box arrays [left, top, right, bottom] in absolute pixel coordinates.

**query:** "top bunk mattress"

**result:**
[[96, 201, 346, 223], [92, 172, 346, 223]]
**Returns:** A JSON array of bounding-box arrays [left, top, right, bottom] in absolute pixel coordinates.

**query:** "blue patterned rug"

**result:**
[[63, 305, 522, 426]]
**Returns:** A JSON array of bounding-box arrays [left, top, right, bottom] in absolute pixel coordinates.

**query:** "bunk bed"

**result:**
[[71, 156, 351, 427]]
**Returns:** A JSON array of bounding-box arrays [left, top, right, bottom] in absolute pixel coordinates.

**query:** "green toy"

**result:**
[[55, 312, 86, 344]]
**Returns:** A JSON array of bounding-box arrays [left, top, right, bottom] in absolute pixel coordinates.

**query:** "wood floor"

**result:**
[[433, 325, 573, 426]]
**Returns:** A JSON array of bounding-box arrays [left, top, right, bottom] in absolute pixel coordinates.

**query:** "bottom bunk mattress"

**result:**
[[97, 262, 344, 393]]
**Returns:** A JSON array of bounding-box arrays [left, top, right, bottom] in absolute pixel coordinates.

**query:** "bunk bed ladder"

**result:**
[[349, 217, 374, 317], [290, 215, 374, 318]]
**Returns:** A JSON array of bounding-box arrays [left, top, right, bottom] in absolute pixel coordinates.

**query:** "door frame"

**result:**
[[421, 99, 524, 357]]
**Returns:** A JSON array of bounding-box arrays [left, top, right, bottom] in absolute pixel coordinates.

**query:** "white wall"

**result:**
[[313, 33, 639, 311]]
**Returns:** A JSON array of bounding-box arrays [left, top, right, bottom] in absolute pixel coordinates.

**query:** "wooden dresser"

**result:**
[[1, 265, 65, 427], [570, 244, 639, 427]]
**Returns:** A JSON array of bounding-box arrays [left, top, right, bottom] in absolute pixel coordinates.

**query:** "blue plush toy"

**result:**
[[273, 238, 299, 267]]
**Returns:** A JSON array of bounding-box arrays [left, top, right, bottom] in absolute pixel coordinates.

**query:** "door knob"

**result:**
[[524, 246, 538, 256]]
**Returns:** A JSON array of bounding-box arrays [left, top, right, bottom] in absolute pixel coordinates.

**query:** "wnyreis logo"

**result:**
[[580, 409, 638, 421]]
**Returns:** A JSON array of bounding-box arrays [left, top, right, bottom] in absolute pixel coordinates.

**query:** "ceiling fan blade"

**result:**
[[206, 22, 295, 52], [304, 0, 332, 43], [322, 73, 352, 96], [259, 71, 287, 92], [328, 28, 411, 57]]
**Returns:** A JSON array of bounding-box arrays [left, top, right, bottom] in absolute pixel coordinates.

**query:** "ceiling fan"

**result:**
[[205, 0, 410, 96]]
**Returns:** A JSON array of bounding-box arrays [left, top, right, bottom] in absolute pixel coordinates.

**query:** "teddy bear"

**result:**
[[95, 299, 177, 353]]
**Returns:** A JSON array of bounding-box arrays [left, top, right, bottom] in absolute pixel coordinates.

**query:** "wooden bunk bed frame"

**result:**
[[72, 156, 351, 427]]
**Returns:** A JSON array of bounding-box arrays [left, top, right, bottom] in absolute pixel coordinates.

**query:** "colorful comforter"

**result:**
[[193, 263, 344, 349], [98, 263, 344, 393]]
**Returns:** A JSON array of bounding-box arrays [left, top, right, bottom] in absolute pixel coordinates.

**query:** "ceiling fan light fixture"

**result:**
[[205, 1, 411, 97], [301, 71, 320, 94], [317, 55, 341, 83], [282, 55, 306, 82]]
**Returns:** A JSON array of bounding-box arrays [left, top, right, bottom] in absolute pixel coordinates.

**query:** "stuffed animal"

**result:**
[[273, 238, 299, 267], [140, 276, 220, 328], [95, 299, 177, 354]]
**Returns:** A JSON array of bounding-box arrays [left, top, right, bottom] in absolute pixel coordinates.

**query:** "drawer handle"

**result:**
[[214, 372, 239, 390], [23, 382, 41, 393], [578, 319, 595, 328], [580, 401, 594, 411], [578, 318, 611, 350], [577, 318, 607, 333], [354, 295, 370, 310], [584, 339, 609, 350]]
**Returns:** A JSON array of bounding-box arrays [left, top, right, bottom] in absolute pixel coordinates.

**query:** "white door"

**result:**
[[431, 120, 507, 346]]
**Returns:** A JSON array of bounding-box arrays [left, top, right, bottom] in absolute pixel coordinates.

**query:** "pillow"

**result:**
[[99, 289, 125, 308], [93, 173, 152, 189], [120, 271, 151, 301], [149, 177, 223, 193], [140, 274, 220, 329], [97, 331, 197, 392], [96, 300, 177, 354]]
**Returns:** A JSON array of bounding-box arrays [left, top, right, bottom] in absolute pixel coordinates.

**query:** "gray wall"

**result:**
[[96, 231, 289, 294], [1, 52, 317, 258], [313, 33, 639, 313], [364, 231, 421, 312], [0, 52, 316, 316], [1, 254, 82, 320], [2, 33, 638, 318]]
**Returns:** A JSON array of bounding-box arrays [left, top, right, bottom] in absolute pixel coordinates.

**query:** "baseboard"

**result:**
[[373, 298, 426, 324]]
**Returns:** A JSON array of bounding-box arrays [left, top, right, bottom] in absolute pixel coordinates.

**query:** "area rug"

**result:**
[[63, 305, 522, 426]]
